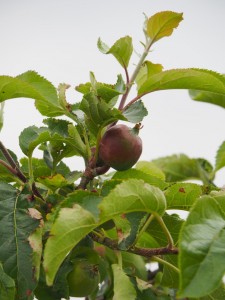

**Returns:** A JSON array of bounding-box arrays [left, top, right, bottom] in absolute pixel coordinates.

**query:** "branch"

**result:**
[[89, 232, 178, 257], [0, 141, 27, 183]]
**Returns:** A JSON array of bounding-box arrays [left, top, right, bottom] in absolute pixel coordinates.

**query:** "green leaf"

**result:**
[[61, 190, 102, 219], [0, 102, 5, 132], [0, 71, 64, 117], [43, 118, 87, 158], [117, 212, 147, 250], [99, 179, 167, 222], [37, 174, 68, 191], [123, 100, 148, 123], [0, 263, 15, 300], [146, 11, 183, 43], [215, 141, 225, 171], [200, 284, 225, 300], [112, 169, 168, 190], [80, 92, 126, 134], [43, 205, 97, 285], [135, 161, 166, 180], [152, 154, 213, 183], [135, 61, 163, 91], [179, 195, 225, 298], [189, 88, 225, 109], [112, 264, 137, 300], [147, 213, 184, 247], [165, 182, 202, 210], [19, 125, 51, 156], [161, 255, 179, 289], [138, 68, 225, 96], [98, 36, 133, 68], [0, 183, 43, 299]]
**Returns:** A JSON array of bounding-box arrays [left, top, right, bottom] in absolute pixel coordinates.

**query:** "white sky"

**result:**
[[0, 1, 225, 299], [1, 0, 224, 187]]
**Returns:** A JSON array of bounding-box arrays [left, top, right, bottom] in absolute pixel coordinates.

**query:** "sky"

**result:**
[[0, 1, 225, 299], [1, 0, 225, 186]]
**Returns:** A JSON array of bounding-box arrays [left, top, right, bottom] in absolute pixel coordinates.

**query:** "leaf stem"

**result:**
[[118, 39, 153, 110], [134, 214, 155, 244], [152, 256, 180, 274], [154, 214, 174, 248]]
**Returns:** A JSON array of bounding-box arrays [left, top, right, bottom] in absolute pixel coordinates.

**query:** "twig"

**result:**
[[89, 232, 178, 257]]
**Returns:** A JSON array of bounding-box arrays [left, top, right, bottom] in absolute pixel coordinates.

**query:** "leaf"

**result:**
[[147, 213, 184, 247], [165, 182, 202, 210], [37, 174, 68, 191], [0, 102, 5, 132], [146, 11, 183, 43], [0, 263, 15, 300], [61, 190, 102, 219], [152, 154, 213, 183], [99, 179, 167, 222], [112, 264, 137, 300], [43, 118, 87, 158], [215, 141, 225, 171], [19, 125, 51, 156], [135, 161, 165, 180], [200, 284, 225, 300], [123, 100, 148, 123], [43, 205, 97, 285], [138, 68, 225, 96], [112, 168, 168, 190], [135, 61, 163, 91], [179, 195, 225, 298], [189, 88, 225, 109], [98, 36, 133, 68], [0, 71, 64, 117], [0, 183, 43, 299], [80, 91, 126, 134]]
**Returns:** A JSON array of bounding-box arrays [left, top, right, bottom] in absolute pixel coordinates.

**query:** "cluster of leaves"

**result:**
[[0, 10, 225, 300]]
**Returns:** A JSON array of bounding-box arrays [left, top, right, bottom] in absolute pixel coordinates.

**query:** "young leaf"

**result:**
[[112, 264, 137, 300], [215, 141, 225, 171], [0, 183, 43, 299], [179, 195, 225, 298], [146, 11, 183, 43], [138, 69, 225, 96], [0, 71, 64, 117], [99, 179, 167, 222], [0, 263, 15, 300], [123, 100, 148, 123], [43, 205, 97, 285], [19, 125, 51, 156], [98, 36, 133, 68], [165, 182, 202, 210], [189, 88, 225, 109], [135, 61, 163, 91], [80, 91, 126, 134]]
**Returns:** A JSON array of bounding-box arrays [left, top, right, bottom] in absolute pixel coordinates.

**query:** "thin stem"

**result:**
[[0, 141, 27, 183], [134, 214, 155, 244], [154, 215, 174, 248], [152, 256, 180, 274], [116, 251, 123, 268], [118, 39, 153, 111]]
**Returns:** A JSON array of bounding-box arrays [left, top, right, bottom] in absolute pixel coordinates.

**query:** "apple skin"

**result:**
[[67, 259, 99, 297], [99, 124, 142, 171]]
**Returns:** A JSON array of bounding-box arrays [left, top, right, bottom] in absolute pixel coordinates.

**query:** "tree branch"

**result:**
[[89, 232, 178, 258]]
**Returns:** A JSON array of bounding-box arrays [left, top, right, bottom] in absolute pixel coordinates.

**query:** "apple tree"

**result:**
[[0, 11, 225, 300]]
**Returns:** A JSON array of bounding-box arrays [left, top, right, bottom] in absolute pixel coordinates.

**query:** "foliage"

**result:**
[[0, 10, 225, 300]]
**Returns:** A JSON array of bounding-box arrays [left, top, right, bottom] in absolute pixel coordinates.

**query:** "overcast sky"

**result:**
[[1, 0, 225, 190]]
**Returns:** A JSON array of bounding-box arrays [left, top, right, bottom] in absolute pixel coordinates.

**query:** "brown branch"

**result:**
[[77, 164, 110, 190], [0, 141, 27, 183], [89, 232, 178, 257]]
